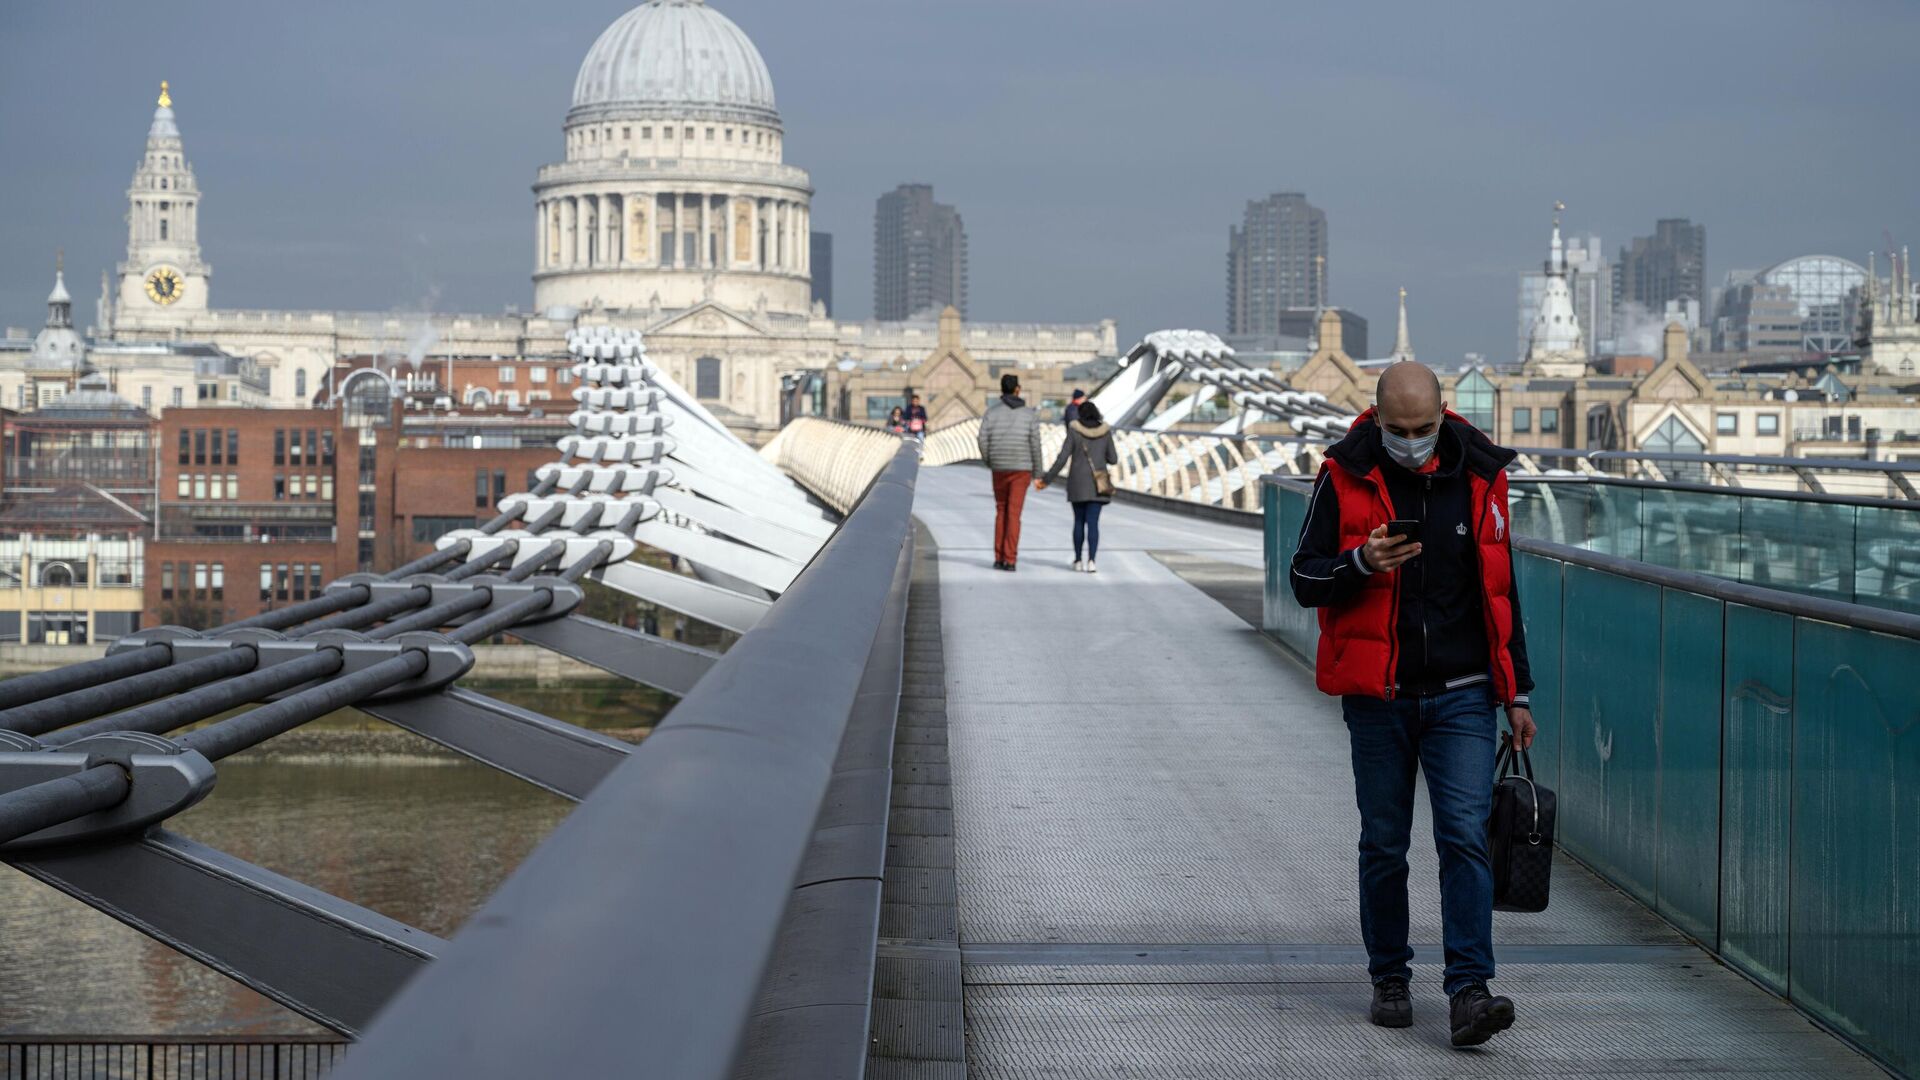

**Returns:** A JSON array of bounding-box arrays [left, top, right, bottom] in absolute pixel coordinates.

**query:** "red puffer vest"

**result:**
[[1313, 408, 1519, 703]]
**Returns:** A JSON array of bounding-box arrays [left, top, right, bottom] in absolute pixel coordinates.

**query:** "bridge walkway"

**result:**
[[909, 465, 1877, 1078]]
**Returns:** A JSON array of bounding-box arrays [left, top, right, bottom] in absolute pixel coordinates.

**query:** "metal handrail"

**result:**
[[1514, 534, 1920, 642], [332, 444, 920, 1079], [1505, 473, 1920, 512], [1587, 449, 1920, 473], [1260, 473, 1920, 640]]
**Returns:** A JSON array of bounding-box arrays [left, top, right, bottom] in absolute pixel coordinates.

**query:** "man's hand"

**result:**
[[1033, 478, 1046, 490], [1361, 524, 1421, 572], [1506, 706, 1536, 751]]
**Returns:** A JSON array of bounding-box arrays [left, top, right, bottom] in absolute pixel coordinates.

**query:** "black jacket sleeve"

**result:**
[[1289, 469, 1375, 609], [1504, 534, 1535, 707]]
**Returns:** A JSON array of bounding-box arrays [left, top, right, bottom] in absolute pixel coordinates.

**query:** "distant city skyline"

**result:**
[[2, 1, 1916, 363]]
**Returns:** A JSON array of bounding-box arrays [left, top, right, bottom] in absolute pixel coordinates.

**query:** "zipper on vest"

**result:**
[[1380, 474, 1400, 700], [1421, 475, 1431, 678]]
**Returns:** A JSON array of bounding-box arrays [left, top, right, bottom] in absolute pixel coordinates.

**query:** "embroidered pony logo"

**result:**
[[1491, 503, 1506, 541]]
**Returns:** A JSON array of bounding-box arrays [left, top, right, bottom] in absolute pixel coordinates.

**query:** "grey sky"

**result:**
[[3, 0, 1916, 364]]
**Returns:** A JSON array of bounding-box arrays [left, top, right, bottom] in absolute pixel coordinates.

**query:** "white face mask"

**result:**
[[1381, 426, 1440, 469]]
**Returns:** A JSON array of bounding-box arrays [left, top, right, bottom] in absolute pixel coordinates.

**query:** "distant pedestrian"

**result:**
[[1037, 399, 1116, 572], [1288, 360, 1536, 1048], [887, 406, 906, 435], [976, 373, 1044, 571], [907, 393, 929, 442], [1063, 388, 1086, 426]]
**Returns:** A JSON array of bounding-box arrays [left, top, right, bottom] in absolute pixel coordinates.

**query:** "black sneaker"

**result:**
[[993, 560, 1006, 570], [1448, 981, 1515, 1047], [1369, 976, 1412, 1028]]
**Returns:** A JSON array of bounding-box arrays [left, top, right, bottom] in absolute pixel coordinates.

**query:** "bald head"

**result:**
[[1375, 361, 1444, 439]]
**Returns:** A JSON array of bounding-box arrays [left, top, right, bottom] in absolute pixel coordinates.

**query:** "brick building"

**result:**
[[147, 404, 353, 629], [143, 372, 565, 629]]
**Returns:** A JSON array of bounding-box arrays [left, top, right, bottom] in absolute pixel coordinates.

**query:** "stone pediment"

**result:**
[[921, 349, 978, 389], [1641, 354, 1711, 400], [1292, 350, 1372, 412], [645, 301, 766, 339]]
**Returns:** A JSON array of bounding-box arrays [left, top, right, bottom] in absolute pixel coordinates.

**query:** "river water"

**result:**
[[0, 681, 670, 1036]]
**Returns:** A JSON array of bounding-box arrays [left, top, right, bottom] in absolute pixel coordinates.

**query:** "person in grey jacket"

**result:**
[[976, 373, 1045, 571], [1037, 399, 1118, 572]]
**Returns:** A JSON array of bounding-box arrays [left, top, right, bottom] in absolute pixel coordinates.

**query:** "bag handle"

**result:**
[[1494, 739, 1543, 844], [1497, 736, 1535, 782]]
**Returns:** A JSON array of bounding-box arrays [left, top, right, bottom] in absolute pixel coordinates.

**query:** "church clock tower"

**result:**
[[115, 81, 211, 329]]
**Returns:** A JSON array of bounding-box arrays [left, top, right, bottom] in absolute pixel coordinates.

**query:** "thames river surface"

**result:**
[[0, 682, 668, 1036]]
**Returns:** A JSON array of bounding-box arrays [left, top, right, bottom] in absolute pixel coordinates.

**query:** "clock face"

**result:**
[[145, 266, 185, 305]]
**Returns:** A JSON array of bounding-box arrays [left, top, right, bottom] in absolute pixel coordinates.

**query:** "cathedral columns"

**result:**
[[612, 192, 625, 266], [535, 200, 546, 270], [639, 192, 652, 264], [753, 198, 765, 270], [606, 192, 621, 266], [583, 191, 599, 265], [699, 193, 711, 269], [562, 198, 577, 268]]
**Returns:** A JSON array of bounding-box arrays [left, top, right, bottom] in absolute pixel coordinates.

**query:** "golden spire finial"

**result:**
[[158, 80, 172, 109]]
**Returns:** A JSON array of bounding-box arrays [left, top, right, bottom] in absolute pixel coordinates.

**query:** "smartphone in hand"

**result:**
[[1384, 519, 1422, 543]]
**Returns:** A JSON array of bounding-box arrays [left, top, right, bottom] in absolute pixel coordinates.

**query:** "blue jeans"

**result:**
[[1342, 683, 1498, 994], [1071, 501, 1103, 561]]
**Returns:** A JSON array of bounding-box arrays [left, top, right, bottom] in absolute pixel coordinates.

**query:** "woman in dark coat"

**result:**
[[1037, 400, 1119, 572]]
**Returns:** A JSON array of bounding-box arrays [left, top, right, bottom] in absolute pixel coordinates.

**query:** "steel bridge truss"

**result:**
[[0, 326, 921, 1079]]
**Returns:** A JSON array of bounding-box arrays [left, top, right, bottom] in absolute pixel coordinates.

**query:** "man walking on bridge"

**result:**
[[977, 373, 1045, 571], [1289, 361, 1537, 1048]]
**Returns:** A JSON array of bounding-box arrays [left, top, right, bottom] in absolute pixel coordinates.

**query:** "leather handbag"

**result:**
[[1488, 742, 1555, 913], [1078, 437, 1114, 497]]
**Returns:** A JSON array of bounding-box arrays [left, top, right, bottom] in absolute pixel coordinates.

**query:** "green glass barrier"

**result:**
[[1654, 588, 1723, 945], [1263, 475, 1920, 1075], [1720, 603, 1793, 991], [1508, 482, 1920, 615], [1788, 620, 1920, 1062], [1558, 563, 1662, 907], [1261, 480, 1320, 663]]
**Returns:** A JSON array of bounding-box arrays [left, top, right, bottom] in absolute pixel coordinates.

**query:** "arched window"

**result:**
[[294, 368, 307, 399], [339, 370, 395, 427], [1454, 369, 1496, 431], [696, 357, 722, 400], [40, 563, 73, 588]]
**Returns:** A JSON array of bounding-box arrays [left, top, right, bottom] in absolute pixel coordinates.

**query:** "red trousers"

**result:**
[[991, 470, 1031, 565]]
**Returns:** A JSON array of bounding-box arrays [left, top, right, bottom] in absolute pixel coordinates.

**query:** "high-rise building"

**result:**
[[1615, 218, 1706, 320], [1227, 193, 1327, 336], [809, 231, 832, 315], [1710, 275, 1805, 354], [1519, 232, 1612, 361], [873, 184, 967, 320]]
